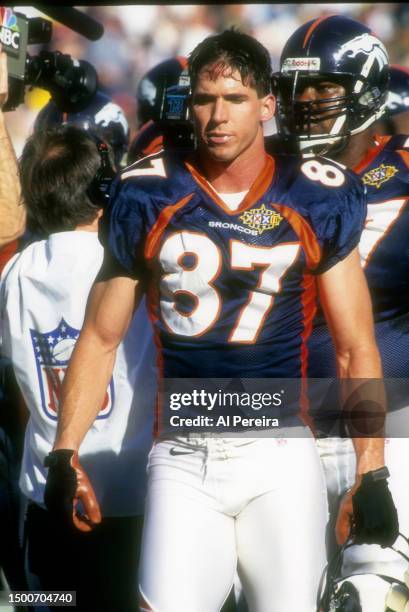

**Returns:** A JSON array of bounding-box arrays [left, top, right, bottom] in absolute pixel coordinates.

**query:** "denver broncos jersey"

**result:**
[[128, 120, 164, 164], [100, 150, 365, 383], [308, 134, 409, 379]]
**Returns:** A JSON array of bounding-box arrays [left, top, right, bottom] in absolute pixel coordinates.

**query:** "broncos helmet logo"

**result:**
[[334, 33, 388, 76], [94, 102, 129, 135]]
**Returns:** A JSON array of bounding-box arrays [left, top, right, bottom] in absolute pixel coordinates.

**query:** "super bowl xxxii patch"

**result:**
[[362, 164, 398, 189], [239, 204, 283, 235], [30, 318, 114, 420]]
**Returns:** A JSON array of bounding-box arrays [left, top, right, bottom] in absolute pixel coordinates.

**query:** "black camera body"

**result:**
[[0, 8, 98, 112], [158, 70, 195, 151]]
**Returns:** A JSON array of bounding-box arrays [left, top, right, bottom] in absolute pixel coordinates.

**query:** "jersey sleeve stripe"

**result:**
[[299, 273, 318, 433], [397, 149, 409, 169], [272, 203, 322, 270], [143, 135, 164, 157], [144, 193, 194, 260]]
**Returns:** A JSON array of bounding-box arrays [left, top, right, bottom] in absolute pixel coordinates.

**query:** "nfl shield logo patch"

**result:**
[[30, 318, 114, 420]]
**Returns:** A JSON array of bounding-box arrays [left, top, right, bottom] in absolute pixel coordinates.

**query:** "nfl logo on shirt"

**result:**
[[30, 318, 114, 420]]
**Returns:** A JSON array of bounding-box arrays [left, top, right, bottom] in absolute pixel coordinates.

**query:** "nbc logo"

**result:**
[[0, 8, 20, 51]]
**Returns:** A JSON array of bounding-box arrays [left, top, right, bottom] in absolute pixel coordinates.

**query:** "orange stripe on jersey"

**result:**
[[299, 273, 318, 433], [353, 135, 392, 174], [136, 119, 155, 138], [146, 280, 165, 438], [143, 135, 164, 156], [176, 55, 188, 70], [0, 239, 18, 275], [185, 155, 275, 215], [272, 204, 321, 270], [144, 193, 194, 260], [302, 15, 335, 49], [397, 149, 409, 169]]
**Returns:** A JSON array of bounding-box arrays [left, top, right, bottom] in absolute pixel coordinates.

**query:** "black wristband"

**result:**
[[44, 449, 75, 469], [361, 466, 390, 485]]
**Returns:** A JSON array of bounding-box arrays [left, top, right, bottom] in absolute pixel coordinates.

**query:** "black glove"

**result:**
[[44, 449, 101, 532], [352, 467, 399, 547]]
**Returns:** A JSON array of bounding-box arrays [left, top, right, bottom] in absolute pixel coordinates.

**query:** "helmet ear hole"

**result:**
[[358, 90, 376, 109]]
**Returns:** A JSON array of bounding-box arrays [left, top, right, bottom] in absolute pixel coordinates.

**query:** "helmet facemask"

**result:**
[[275, 70, 388, 156]]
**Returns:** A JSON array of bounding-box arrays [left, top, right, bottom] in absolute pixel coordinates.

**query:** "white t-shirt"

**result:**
[[215, 190, 249, 211], [0, 230, 156, 516]]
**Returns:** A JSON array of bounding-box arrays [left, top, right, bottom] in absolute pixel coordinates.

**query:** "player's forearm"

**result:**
[[0, 113, 26, 246], [336, 342, 386, 475], [54, 329, 117, 451], [335, 338, 382, 379]]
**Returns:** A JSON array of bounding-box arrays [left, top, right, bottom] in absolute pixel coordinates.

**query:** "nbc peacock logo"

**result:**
[[0, 8, 20, 51]]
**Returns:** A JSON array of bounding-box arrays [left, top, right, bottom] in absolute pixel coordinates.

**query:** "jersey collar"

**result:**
[[353, 135, 392, 175], [185, 154, 275, 215]]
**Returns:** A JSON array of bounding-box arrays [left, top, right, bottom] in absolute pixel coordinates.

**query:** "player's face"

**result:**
[[191, 64, 274, 162], [294, 79, 346, 135]]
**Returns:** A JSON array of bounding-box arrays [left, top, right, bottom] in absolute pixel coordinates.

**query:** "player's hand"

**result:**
[[44, 449, 102, 532], [335, 467, 398, 546], [0, 45, 8, 108]]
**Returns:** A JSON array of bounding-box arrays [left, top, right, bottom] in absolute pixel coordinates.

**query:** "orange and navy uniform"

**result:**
[[128, 121, 165, 164], [309, 134, 409, 379], [99, 150, 365, 384]]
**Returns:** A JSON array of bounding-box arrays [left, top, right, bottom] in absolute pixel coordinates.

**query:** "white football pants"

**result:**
[[139, 434, 327, 612]]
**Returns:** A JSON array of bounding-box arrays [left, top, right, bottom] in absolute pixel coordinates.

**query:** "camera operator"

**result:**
[[128, 56, 194, 163], [0, 125, 155, 611]]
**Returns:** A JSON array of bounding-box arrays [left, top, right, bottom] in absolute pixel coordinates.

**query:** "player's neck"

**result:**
[[332, 128, 378, 170], [197, 132, 268, 193], [75, 210, 103, 233]]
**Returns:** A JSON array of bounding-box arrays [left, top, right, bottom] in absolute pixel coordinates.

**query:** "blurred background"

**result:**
[[7, 3, 409, 154]]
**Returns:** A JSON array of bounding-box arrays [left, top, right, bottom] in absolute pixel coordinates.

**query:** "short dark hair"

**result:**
[[20, 126, 103, 235], [188, 29, 272, 97]]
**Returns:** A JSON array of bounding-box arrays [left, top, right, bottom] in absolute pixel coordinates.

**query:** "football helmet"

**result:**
[[34, 91, 129, 169], [274, 15, 390, 155], [385, 65, 409, 117], [136, 56, 188, 126], [318, 538, 409, 611]]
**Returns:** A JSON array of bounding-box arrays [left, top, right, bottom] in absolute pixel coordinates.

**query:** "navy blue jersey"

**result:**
[[308, 134, 409, 380], [127, 121, 164, 164], [100, 150, 365, 387]]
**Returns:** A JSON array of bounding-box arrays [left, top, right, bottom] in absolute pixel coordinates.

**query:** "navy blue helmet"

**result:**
[[274, 15, 390, 154], [136, 56, 188, 126], [34, 91, 129, 169]]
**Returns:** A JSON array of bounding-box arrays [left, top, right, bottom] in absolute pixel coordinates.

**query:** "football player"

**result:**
[[45, 30, 396, 612], [378, 64, 409, 136], [274, 14, 409, 611]]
